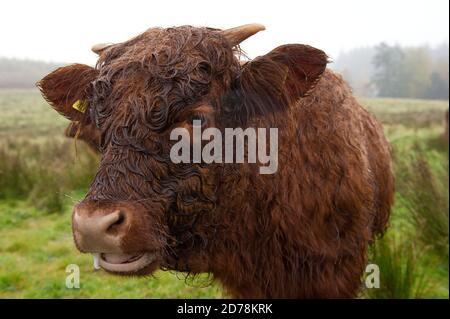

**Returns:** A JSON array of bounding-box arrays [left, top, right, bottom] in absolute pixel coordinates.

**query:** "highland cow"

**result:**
[[37, 24, 394, 298]]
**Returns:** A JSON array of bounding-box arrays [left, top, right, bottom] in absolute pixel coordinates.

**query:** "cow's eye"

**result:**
[[187, 113, 207, 126]]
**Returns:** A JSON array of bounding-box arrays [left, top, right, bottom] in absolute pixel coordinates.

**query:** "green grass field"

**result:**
[[0, 90, 448, 298]]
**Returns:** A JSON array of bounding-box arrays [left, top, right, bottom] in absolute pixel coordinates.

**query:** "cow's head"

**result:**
[[38, 24, 327, 275]]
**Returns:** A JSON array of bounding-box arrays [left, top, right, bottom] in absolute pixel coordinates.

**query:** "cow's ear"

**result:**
[[65, 121, 101, 153], [235, 44, 328, 120], [37, 64, 98, 121]]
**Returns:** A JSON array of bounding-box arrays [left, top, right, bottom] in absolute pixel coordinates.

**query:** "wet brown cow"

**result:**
[[38, 24, 394, 298]]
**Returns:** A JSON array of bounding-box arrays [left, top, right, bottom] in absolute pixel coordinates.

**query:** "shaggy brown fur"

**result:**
[[65, 121, 101, 152], [37, 25, 394, 298]]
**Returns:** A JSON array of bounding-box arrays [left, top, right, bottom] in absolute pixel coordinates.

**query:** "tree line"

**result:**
[[1, 46, 449, 100], [0, 57, 60, 89], [334, 43, 449, 100]]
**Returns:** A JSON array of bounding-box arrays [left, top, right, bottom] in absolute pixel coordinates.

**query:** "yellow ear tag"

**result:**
[[72, 100, 87, 113]]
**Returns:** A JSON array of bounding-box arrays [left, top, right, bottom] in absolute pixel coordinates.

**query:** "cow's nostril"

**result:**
[[73, 206, 129, 253], [106, 210, 126, 234]]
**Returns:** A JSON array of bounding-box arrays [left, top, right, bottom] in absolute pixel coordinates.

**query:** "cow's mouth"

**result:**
[[94, 252, 157, 273]]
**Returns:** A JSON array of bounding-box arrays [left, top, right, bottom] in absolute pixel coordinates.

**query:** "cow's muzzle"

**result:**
[[72, 201, 161, 274]]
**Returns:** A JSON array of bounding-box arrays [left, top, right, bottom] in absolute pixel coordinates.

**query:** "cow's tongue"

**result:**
[[92, 252, 155, 273], [101, 253, 142, 264]]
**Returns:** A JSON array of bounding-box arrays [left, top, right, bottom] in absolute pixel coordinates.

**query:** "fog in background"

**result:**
[[0, 0, 448, 98]]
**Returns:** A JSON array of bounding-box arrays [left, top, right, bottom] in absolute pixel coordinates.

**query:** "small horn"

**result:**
[[91, 43, 113, 54], [221, 23, 265, 46]]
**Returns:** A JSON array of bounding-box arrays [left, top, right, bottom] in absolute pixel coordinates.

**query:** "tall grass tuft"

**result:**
[[364, 133, 448, 299], [0, 146, 33, 198], [365, 235, 431, 298], [395, 143, 449, 263], [0, 138, 98, 213]]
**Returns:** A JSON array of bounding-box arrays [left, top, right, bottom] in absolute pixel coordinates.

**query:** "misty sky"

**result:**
[[1, 0, 448, 65]]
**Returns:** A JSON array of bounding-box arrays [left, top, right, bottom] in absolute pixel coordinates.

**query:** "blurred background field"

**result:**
[[0, 89, 447, 298]]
